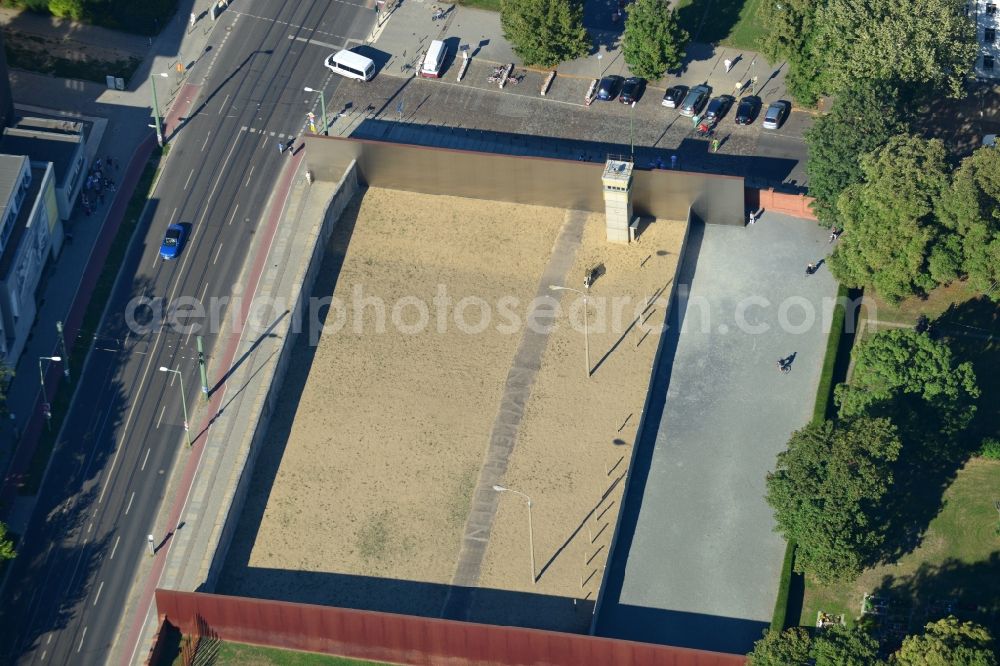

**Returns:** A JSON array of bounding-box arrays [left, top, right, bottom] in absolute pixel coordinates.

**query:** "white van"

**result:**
[[420, 40, 447, 78], [324, 50, 375, 81]]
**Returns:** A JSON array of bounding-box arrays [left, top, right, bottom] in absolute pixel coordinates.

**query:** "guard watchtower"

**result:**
[[602, 159, 635, 244]]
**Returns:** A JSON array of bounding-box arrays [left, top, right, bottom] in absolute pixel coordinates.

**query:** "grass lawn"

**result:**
[[797, 458, 1000, 632], [171, 641, 395, 666], [862, 281, 981, 327], [676, 0, 767, 51]]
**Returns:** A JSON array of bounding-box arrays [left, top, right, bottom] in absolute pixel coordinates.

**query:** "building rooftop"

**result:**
[[1, 126, 82, 188], [0, 162, 46, 277], [0, 154, 26, 219]]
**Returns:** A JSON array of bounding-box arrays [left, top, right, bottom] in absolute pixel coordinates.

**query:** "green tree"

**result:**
[[805, 79, 906, 225], [757, 0, 825, 104], [500, 0, 590, 68], [937, 146, 1000, 299], [0, 522, 15, 562], [828, 135, 951, 303], [835, 329, 979, 437], [621, 0, 688, 80], [892, 616, 998, 666], [814, 0, 976, 98], [748, 627, 813, 665], [47, 0, 84, 20], [814, 624, 885, 666], [0, 364, 13, 416], [766, 418, 901, 583]]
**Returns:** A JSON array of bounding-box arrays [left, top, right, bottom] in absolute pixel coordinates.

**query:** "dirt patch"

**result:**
[[225, 188, 686, 630], [2, 27, 141, 83]]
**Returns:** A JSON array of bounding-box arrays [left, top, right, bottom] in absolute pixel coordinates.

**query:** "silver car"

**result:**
[[762, 100, 791, 129], [678, 84, 711, 117]]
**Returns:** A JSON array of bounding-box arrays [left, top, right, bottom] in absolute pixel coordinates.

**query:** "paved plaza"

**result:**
[[594, 212, 840, 653]]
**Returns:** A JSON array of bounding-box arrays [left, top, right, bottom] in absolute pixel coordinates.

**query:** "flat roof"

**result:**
[[0, 127, 81, 187], [0, 163, 47, 277], [0, 154, 26, 218]]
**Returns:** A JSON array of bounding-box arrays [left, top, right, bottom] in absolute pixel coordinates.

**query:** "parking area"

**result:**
[[345, 0, 810, 189], [593, 213, 840, 654]]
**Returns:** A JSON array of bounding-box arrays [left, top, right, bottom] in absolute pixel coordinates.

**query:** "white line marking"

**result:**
[[92, 581, 104, 606], [141, 447, 151, 471], [99, 136, 243, 504], [245, 165, 255, 188], [156, 405, 166, 429], [201, 130, 212, 152], [77, 626, 87, 653], [40, 651, 45, 661], [291, 35, 340, 50], [186, 283, 210, 343], [184, 168, 195, 190], [213, 243, 224, 265], [169, 207, 179, 225], [227, 203, 239, 226], [110, 535, 120, 560], [87, 522, 92, 533], [219, 94, 230, 114], [125, 491, 135, 515]]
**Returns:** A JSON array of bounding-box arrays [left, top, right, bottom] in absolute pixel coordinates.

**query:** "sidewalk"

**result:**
[[0, 0, 228, 533]]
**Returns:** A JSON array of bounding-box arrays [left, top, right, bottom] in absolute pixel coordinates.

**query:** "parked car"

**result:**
[[734, 96, 761, 125], [704, 95, 734, 122], [662, 85, 688, 108], [762, 100, 791, 129], [597, 75, 625, 101], [160, 223, 186, 261], [619, 77, 645, 104], [678, 84, 711, 117]]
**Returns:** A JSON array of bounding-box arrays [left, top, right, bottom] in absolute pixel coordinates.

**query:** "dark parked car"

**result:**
[[619, 77, 645, 104], [734, 96, 761, 125], [678, 84, 711, 117], [704, 95, 734, 122], [597, 75, 624, 101], [762, 100, 791, 129], [662, 84, 688, 108], [159, 223, 186, 261]]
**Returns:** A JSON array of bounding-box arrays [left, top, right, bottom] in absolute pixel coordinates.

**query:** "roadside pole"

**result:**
[[197, 336, 209, 399]]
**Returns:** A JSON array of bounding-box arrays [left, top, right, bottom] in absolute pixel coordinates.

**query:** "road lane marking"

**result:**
[[201, 130, 212, 152], [184, 168, 195, 190], [219, 94, 230, 114], [186, 282, 210, 344], [93, 581, 104, 606], [213, 243, 224, 264], [87, 521, 92, 533], [77, 626, 86, 653], [110, 535, 120, 560], [245, 165, 255, 188], [226, 203, 239, 226], [170, 207, 179, 225], [125, 491, 135, 515], [141, 447, 151, 471], [291, 35, 340, 50], [156, 405, 166, 428]]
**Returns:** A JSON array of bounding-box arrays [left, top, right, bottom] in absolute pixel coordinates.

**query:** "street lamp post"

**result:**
[[549, 285, 590, 377], [304, 86, 328, 135], [159, 366, 191, 447], [596, 52, 603, 81], [492, 484, 535, 585], [150, 73, 169, 146], [55, 321, 70, 381], [38, 356, 61, 429]]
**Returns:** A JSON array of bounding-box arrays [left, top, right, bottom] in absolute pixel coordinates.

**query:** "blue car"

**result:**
[[160, 223, 186, 260]]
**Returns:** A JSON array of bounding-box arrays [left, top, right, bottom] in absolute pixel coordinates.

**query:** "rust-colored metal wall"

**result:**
[[303, 136, 745, 226], [153, 589, 747, 666], [746, 188, 818, 221]]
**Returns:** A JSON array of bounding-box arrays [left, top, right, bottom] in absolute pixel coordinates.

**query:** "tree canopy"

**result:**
[[0, 522, 15, 562], [621, 0, 688, 80], [936, 146, 1000, 299], [893, 616, 998, 666], [766, 418, 901, 583], [835, 329, 979, 437], [500, 0, 590, 68], [828, 135, 951, 303], [805, 79, 907, 226], [813, 0, 976, 98], [749, 625, 886, 666], [748, 628, 812, 666]]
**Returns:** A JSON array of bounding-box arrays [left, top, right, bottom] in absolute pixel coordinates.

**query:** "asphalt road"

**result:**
[[0, 2, 374, 664]]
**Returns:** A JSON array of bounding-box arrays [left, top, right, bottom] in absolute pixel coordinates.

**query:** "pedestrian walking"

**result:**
[[806, 263, 815, 276], [286, 138, 295, 153], [277, 141, 286, 154], [749, 211, 756, 225], [724, 58, 732, 73], [670, 154, 678, 169], [711, 138, 720, 153]]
